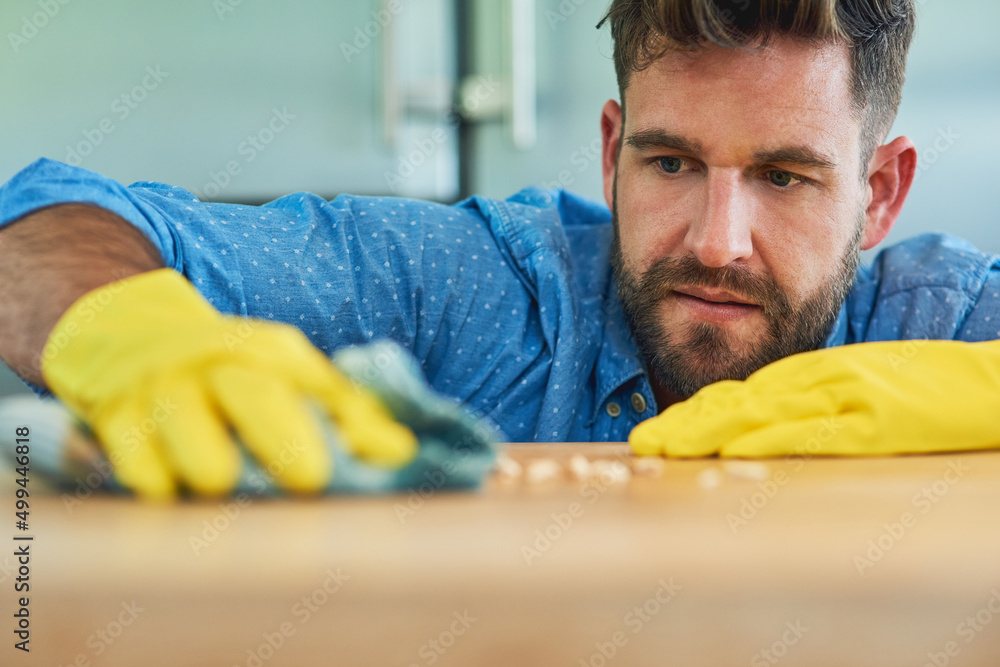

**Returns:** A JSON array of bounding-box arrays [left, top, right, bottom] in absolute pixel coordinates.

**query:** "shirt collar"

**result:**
[[823, 301, 849, 348], [591, 283, 648, 425]]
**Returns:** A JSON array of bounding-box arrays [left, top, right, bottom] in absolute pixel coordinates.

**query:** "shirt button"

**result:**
[[631, 393, 647, 413], [606, 401, 621, 418]]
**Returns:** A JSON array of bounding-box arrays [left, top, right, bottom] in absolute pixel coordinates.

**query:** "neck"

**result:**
[[650, 374, 685, 413]]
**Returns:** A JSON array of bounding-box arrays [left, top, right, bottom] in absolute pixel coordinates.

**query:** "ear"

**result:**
[[861, 135, 917, 250], [601, 99, 623, 213]]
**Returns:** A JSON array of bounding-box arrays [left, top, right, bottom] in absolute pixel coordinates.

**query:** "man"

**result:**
[[1, 0, 998, 498]]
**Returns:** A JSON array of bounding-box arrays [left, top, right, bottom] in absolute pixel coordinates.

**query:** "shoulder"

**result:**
[[456, 187, 614, 301], [459, 187, 610, 255], [862, 232, 997, 296], [0, 158, 208, 269], [849, 233, 1000, 341]]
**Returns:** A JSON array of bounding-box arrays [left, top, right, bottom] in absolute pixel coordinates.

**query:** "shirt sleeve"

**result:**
[[956, 260, 1000, 342], [0, 158, 181, 268], [847, 233, 1000, 343], [0, 159, 542, 417]]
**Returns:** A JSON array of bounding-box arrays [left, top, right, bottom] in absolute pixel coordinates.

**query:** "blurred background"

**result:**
[[0, 0, 997, 397]]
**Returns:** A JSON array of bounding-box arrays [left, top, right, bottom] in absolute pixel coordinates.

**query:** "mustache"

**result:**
[[638, 255, 792, 321]]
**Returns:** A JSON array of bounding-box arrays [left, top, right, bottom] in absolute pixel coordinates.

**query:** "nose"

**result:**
[[682, 169, 754, 268]]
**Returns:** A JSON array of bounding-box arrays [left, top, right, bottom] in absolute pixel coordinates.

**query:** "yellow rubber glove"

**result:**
[[40, 268, 417, 499], [630, 339, 1000, 458]]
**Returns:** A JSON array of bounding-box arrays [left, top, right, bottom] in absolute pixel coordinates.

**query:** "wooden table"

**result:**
[[5, 444, 1000, 666]]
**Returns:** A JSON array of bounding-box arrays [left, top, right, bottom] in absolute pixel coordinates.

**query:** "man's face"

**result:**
[[603, 37, 873, 403]]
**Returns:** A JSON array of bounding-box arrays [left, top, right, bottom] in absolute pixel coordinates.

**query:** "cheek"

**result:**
[[614, 169, 691, 273], [759, 207, 855, 301]]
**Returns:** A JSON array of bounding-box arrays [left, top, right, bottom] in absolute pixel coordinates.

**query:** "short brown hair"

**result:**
[[598, 0, 916, 170]]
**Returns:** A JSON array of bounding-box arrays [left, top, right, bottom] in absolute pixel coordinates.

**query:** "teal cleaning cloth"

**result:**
[[0, 341, 499, 496]]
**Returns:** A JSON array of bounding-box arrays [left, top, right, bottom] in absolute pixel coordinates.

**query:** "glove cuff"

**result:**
[[40, 268, 216, 412]]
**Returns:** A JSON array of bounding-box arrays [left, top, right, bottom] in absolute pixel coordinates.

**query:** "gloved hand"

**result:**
[[40, 268, 417, 498], [630, 339, 1000, 458]]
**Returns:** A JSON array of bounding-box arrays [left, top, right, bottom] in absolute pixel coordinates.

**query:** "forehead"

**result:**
[[623, 37, 858, 163]]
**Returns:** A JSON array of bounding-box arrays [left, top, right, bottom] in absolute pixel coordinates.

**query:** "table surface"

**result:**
[[5, 443, 1000, 667]]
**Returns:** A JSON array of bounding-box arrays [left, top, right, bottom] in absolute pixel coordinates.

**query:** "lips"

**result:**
[[669, 286, 761, 324], [672, 286, 758, 307]]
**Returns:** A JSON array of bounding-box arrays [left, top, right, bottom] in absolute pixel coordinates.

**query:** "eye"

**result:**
[[765, 170, 803, 187], [656, 156, 692, 174]]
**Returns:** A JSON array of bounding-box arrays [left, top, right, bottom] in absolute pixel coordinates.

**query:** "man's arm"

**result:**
[[0, 203, 164, 386], [0, 201, 417, 497]]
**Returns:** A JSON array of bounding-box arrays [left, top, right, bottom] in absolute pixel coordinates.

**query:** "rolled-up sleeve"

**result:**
[[0, 158, 180, 269]]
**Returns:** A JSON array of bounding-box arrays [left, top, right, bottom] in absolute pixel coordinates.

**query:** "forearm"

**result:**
[[0, 203, 164, 386]]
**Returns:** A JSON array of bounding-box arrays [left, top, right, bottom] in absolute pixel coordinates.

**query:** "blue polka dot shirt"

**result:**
[[2, 158, 998, 441]]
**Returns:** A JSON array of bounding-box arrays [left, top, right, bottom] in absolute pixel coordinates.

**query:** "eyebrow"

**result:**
[[625, 129, 837, 171], [625, 129, 703, 155], [753, 146, 837, 171]]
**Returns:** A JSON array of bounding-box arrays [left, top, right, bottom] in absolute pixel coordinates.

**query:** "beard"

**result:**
[[610, 199, 863, 401]]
